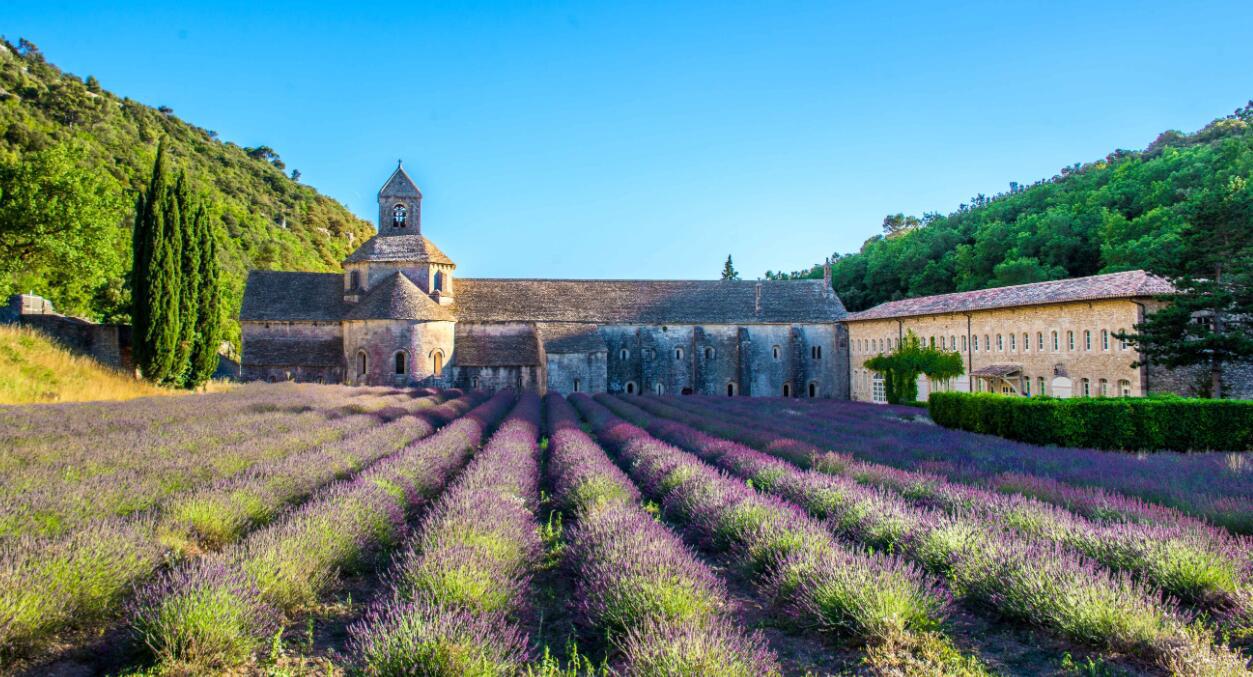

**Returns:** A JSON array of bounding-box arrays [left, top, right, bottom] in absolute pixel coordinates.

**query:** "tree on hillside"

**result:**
[[187, 204, 223, 388], [173, 175, 201, 385], [721, 255, 740, 280], [1120, 176, 1253, 398], [865, 331, 964, 404], [882, 213, 921, 238]]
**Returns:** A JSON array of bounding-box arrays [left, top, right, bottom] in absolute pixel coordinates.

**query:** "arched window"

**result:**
[[1023, 333, 1029, 352], [996, 334, 1003, 351], [1101, 330, 1109, 350], [431, 350, 444, 376], [392, 203, 407, 228], [1119, 379, 1131, 397], [433, 270, 444, 292], [1052, 331, 1059, 351], [1038, 376, 1046, 395], [872, 374, 886, 403], [1037, 332, 1044, 351], [811, 345, 822, 360], [704, 347, 714, 360], [1023, 378, 1031, 396], [349, 270, 360, 289], [619, 348, 630, 361], [625, 381, 637, 395], [961, 335, 967, 351], [1083, 330, 1091, 351], [394, 351, 406, 375], [1098, 378, 1108, 397], [1067, 331, 1075, 351], [1081, 378, 1091, 397], [726, 382, 737, 396], [357, 350, 368, 376], [472, 376, 480, 389], [808, 382, 817, 398], [1118, 329, 1128, 350], [655, 382, 665, 395], [782, 383, 792, 397], [984, 335, 991, 352], [951, 335, 957, 351], [972, 335, 979, 352], [573, 378, 581, 393], [675, 347, 684, 361], [1009, 333, 1016, 351]]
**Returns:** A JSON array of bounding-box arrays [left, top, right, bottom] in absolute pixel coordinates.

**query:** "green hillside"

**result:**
[[770, 102, 1253, 311], [0, 38, 375, 346]]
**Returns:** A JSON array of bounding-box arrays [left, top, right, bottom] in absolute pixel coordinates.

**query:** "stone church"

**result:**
[[240, 164, 851, 396]]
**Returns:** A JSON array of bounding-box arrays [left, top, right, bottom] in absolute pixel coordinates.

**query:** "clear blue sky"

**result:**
[[7, 1, 1252, 279]]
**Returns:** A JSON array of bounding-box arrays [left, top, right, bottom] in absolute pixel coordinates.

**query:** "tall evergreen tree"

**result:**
[[173, 173, 200, 385], [1122, 176, 1253, 397], [131, 142, 168, 380], [187, 204, 222, 388], [721, 254, 740, 281], [144, 167, 183, 384]]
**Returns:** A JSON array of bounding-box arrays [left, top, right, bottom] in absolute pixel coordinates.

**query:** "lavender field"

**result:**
[[0, 385, 1249, 675]]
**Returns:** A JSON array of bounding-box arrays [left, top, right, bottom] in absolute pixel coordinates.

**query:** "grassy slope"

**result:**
[[0, 40, 377, 345], [0, 325, 172, 404]]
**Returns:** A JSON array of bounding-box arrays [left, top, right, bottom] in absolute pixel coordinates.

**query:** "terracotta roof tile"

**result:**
[[846, 270, 1173, 321]]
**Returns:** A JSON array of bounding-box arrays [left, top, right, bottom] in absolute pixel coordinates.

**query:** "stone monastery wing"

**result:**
[[452, 279, 846, 324], [538, 323, 608, 354], [847, 270, 1174, 321], [240, 271, 345, 321]]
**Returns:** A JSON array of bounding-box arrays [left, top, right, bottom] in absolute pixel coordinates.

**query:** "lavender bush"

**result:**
[[349, 392, 541, 675], [126, 391, 516, 671], [604, 394, 1252, 673]]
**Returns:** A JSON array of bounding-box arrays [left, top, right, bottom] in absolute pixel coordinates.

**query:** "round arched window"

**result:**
[[392, 203, 407, 228]]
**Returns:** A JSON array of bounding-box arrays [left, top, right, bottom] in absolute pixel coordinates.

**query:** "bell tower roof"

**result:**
[[379, 160, 422, 199]]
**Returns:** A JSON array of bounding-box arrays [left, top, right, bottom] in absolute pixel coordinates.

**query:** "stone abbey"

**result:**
[[240, 164, 850, 396], [238, 165, 1250, 399]]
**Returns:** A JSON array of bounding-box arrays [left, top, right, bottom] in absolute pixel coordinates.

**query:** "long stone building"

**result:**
[[844, 271, 1253, 401], [240, 164, 850, 397]]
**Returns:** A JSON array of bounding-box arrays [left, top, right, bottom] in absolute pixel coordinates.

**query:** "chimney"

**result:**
[[822, 261, 833, 296], [754, 283, 762, 315]]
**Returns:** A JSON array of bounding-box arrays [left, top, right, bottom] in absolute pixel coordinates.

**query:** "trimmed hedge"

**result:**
[[927, 392, 1253, 452]]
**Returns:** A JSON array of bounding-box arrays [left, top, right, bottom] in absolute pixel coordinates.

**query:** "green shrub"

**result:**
[[927, 392, 1253, 452]]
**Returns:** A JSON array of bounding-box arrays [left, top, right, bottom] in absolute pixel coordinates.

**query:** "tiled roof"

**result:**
[[243, 336, 343, 367], [343, 234, 454, 265], [453, 279, 846, 324], [379, 163, 422, 198], [344, 273, 456, 322], [454, 329, 541, 366], [539, 323, 607, 354], [846, 270, 1174, 321], [971, 363, 1023, 377], [241, 273, 846, 325], [240, 271, 346, 322]]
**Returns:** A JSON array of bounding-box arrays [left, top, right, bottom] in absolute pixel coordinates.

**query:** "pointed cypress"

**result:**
[[144, 169, 182, 383], [173, 174, 201, 386], [130, 141, 166, 375], [187, 204, 222, 388]]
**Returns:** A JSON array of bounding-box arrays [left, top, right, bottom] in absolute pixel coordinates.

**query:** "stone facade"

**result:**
[[1, 293, 133, 370], [240, 165, 850, 397], [845, 272, 1251, 401]]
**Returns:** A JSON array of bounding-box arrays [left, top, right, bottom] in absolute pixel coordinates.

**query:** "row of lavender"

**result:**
[[647, 394, 1253, 627], [348, 392, 544, 673], [608, 394, 1252, 674], [0, 390, 479, 660], [569, 394, 991, 675], [0, 384, 436, 540], [715, 395, 1252, 534], [546, 394, 779, 674], [127, 391, 516, 671]]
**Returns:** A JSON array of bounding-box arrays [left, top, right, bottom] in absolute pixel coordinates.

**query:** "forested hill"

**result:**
[[769, 103, 1253, 312], [0, 39, 375, 345]]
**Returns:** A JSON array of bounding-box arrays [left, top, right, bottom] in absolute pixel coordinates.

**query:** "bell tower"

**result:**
[[378, 160, 422, 236]]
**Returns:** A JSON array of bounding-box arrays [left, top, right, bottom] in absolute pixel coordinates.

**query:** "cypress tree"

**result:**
[[173, 174, 200, 385], [131, 142, 170, 380], [144, 169, 183, 383], [187, 204, 222, 388]]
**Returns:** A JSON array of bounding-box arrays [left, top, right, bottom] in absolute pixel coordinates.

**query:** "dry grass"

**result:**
[[0, 324, 226, 405]]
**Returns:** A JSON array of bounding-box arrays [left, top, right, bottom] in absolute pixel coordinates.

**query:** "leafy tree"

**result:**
[[882, 213, 921, 238], [864, 331, 964, 404], [1120, 176, 1253, 397], [0, 142, 126, 316], [720, 254, 740, 281]]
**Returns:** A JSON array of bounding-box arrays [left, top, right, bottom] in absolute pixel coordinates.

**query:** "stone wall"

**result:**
[[241, 320, 344, 383], [847, 298, 1150, 402], [3, 294, 132, 370], [599, 323, 845, 398], [342, 319, 455, 386], [452, 365, 543, 392], [546, 351, 608, 394]]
